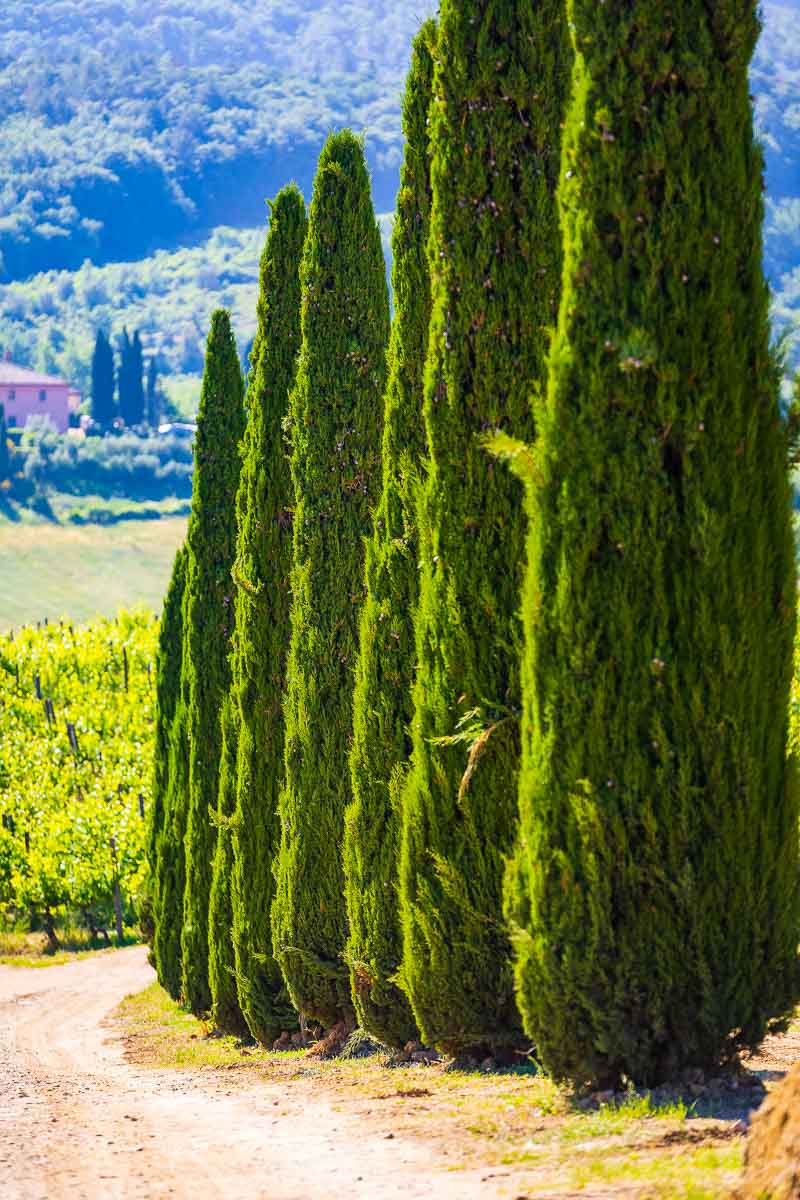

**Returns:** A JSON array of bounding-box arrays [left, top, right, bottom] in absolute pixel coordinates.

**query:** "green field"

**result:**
[[0, 518, 187, 629]]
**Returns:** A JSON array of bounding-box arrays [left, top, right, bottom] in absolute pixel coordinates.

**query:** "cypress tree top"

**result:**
[[272, 130, 390, 1029], [344, 21, 436, 1049], [229, 183, 307, 1046], [514, 0, 798, 1086], [181, 308, 245, 1017], [398, 0, 570, 1056]]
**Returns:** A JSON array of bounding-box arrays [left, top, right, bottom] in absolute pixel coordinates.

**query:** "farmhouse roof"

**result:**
[[0, 359, 68, 387]]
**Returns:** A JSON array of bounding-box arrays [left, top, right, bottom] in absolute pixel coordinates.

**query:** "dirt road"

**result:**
[[0, 947, 514, 1200]]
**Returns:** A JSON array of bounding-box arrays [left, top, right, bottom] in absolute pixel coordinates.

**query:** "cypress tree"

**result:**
[[181, 309, 245, 1016], [513, 0, 799, 1086], [0, 404, 9, 480], [130, 332, 146, 426], [90, 331, 115, 427], [208, 691, 248, 1035], [148, 545, 187, 977], [146, 357, 160, 428], [343, 24, 435, 1049], [272, 132, 390, 1030], [229, 185, 307, 1046], [398, 0, 570, 1057], [152, 664, 190, 1000]]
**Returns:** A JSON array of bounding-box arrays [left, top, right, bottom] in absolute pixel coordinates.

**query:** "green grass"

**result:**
[[0, 516, 187, 629]]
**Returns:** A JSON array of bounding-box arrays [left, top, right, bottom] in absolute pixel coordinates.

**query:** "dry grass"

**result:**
[[113, 982, 763, 1197], [0, 926, 139, 967]]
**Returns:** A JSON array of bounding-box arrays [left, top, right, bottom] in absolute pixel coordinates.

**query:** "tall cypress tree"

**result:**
[[208, 691, 248, 1034], [513, 0, 799, 1087], [0, 403, 9, 480], [272, 132, 390, 1030], [229, 185, 307, 1046], [398, 0, 569, 1057], [153, 660, 190, 1000], [344, 24, 435, 1049], [90, 331, 115, 428], [148, 545, 187, 980], [146, 357, 160, 428], [181, 310, 245, 1017]]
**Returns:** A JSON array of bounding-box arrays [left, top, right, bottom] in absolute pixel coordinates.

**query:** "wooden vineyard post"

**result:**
[[110, 835, 125, 945], [123, 647, 129, 692]]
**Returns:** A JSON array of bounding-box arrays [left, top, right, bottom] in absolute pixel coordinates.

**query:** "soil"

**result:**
[[1, 945, 798, 1199], [0, 946, 529, 1199]]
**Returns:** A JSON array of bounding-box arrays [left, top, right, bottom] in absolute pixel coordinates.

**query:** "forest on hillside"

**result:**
[[0, 0, 424, 280]]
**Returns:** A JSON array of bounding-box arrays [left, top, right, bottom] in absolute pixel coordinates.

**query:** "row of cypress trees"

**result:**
[[148, 0, 799, 1089]]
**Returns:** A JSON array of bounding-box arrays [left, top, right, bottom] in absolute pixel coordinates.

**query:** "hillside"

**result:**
[[0, 1, 424, 280], [0, 0, 796, 394]]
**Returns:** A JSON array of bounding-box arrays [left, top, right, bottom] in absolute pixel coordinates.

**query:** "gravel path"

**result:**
[[0, 946, 509, 1200]]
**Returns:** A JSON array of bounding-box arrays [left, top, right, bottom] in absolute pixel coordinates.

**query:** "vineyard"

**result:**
[[0, 611, 156, 946]]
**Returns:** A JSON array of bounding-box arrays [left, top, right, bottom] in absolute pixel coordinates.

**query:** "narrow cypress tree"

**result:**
[[148, 545, 187, 974], [398, 0, 569, 1056], [130, 331, 146, 426], [272, 132, 390, 1029], [513, 0, 799, 1086], [90, 331, 115, 427], [146, 357, 160, 428], [0, 403, 9, 480], [229, 185, 307, 1046], [153, 668, 190, 1000], [343, 24, 436, 1049], [208, 691, 248, 1035], [181, 310, 245, 1016]]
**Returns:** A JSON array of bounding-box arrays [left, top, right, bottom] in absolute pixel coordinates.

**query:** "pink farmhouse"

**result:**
[[0, 355, 78, 433]]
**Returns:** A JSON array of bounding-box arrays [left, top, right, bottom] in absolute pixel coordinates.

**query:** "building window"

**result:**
[[8, 415, 16, 426], [7, 389, 14, 402], [39, 389, 46, 403]]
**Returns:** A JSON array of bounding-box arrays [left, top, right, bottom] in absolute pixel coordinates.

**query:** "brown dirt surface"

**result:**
[[2, 945, 799, 1199], [738, 1060, 800, 1199]]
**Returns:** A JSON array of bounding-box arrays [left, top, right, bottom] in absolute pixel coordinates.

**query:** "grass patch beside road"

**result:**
[[114, 981, 753, 1197]]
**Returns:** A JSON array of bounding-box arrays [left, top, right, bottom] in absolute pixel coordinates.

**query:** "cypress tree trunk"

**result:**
[[148, 545, 187, 972], [230, 185, 307, 1046], [208, 692, 248, 1035], [272, 131, 390, 1030], [398, 0, 570, 1057], [514, 0, 799, 1087], [181, 310, 245, 1017], [344, 23, 435, 1049]]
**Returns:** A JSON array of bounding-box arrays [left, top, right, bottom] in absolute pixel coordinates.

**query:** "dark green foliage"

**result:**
[[208, 692, 248, 1036], [181, 310, 245, 1016], [146, 357, 160, 427], [344, 24, 436, 1049], [148, 545, 187, 973], [272, 132, 391, 1028], [118, 329, 145, 428], [398, 0, 570, 1056], [90, 331, 116, 427], [513, 0, 799, 1087], [152, 674, 190, 1001], [0, 404, 9, 479], [229, 185, 307, 1046]]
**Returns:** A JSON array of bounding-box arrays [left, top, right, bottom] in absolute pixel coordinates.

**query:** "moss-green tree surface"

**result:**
[[344, 24, 435, 1049], [180, 309, 245, 1017], [272, 131, 390, 1029], [148, 545, 186, 964], [398, 0, 569, 1057], [208, 691, 248, 1035], [152, 662, 190, 1000], [513, 0, 799, 1087], [229, 185, 307, 1046]]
